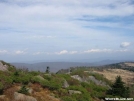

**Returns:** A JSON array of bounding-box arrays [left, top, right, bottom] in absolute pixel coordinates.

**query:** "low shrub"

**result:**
[[18, 85, 29, 95], [62, 96, 77, 101]]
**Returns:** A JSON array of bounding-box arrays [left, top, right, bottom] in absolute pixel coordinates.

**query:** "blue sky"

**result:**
[[0, 0, 134, 62]]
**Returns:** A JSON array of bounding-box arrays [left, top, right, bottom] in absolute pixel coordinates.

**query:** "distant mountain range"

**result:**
[[11, 60, 129, 72]]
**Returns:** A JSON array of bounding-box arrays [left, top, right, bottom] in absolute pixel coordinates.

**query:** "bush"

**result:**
[[71, 69, 89, 78], [29, 71, 40, 76], [31, 76, 43, 84], [41, 80, 62, 90], [12, 70, 31, 84], [67, 78, 80, 86], [0, 72, 13, 89], [18, 85, 29, 95], [62, 96, 77, 101], [0, 82, 4, 94]]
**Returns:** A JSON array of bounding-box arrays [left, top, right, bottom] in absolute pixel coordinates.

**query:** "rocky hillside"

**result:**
[[0, 61, 133, 101], [0, 61, 8, 71]]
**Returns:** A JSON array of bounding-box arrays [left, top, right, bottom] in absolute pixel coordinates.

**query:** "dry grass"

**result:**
[[1, 83, 61, 101], [3, 85, 19, 101], [94, 69, 134, 85], [124, 62, 134, 67], [31, 84, 61, 101]]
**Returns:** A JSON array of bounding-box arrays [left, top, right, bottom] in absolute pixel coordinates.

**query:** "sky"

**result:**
[[0, 0, 134, 63]]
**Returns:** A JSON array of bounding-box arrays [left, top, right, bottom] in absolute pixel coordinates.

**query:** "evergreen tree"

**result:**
[[108, 76, 130, 97], [46, 66, 50, 73]]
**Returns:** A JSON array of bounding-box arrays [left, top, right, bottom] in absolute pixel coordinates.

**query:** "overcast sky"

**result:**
[[0, 0, 134, 62]]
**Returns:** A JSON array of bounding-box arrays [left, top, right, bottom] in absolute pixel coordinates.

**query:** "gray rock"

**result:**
[[68, 90, 82, 95], [89, 76, 110, 87], [0, 62, 8, 71], [62, 79, 69, 88], [71, 75, 83, 82], [28, 88, 33, 94], [101, 99, 105, 101], [71, 75, 89, 83], [14, 92, 37, 101], [0, 95, 5, 99]]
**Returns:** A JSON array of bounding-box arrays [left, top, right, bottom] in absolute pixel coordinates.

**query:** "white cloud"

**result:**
[[69, 51, 78, 54], [116, 49, 129, 52], [15, 50, 27, 55], [55, 50, 68, 55], [84, 49, 112, 53], [0, 50, 8, 54], [120, 42, 131, 48], [33, 52, 50, 55]]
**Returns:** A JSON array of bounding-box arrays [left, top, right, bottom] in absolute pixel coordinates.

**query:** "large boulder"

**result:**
[[14, 92, 37, 101], [62, 79, 69, 88], [89, 76, 110, 88], [0, 95, 9, 101], [0, 62, 8, 71], [71, 75, 83, 82], [71, 75, 88, 82]]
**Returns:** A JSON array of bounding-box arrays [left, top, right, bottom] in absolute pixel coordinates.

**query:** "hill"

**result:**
[[0, 61, 133, 101]]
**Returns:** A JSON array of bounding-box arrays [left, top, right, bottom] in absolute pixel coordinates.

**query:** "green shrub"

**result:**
[[31, 76, 42, 83], [8, 66, 16, 72], [57, 88, 68, 96], [0, 72, 13, 89], [43, 75, 51, 81], [18, 85, 29, 95], [0, 82, 4, 94], [29, 71, 40, 76], [62, 96, 77, 101], [41, 80, 62, 90], [21, 74, 31, 84], [71, 69, 89, 78]]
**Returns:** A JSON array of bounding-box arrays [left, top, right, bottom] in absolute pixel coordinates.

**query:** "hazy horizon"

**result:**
[[0, 0, 134, 62]]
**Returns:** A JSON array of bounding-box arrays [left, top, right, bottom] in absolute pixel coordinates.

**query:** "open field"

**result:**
[[124, 62, 134, 67], [94, 69, 134, 85]]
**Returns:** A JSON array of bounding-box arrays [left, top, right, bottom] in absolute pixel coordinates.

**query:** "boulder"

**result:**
[[14, 92, 37, 101], [68, 90, 82, 95], [71, 75, 89, 82], [62, 79, 69, 88], [28, 88, 33, 94], [71, 75, 83, 82], [0, 95, 9, 101], [89, 76, 110, 88], [0, 62, 8, 71]]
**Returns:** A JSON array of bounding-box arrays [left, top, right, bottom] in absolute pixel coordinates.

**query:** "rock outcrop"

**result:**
[[0, 62, 8, 71], [68, 90, 82, 95], [71, 75, 89, 83], [62, 79, 69, 88], [89, 76, 110, 88], [14, 92, 37, 101]]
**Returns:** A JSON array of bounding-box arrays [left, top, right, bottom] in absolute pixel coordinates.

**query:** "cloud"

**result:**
[[120, 42, 131, 48], [15, 50, 27, 55], [55, 50, 68, 55], [0, 50, 8, 54], [69, 51, 78, 54], [32, 48, 132, 56], [55, 50, 79, 55], [84, 49, 112, 53], [32, 52, 50, 55]]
